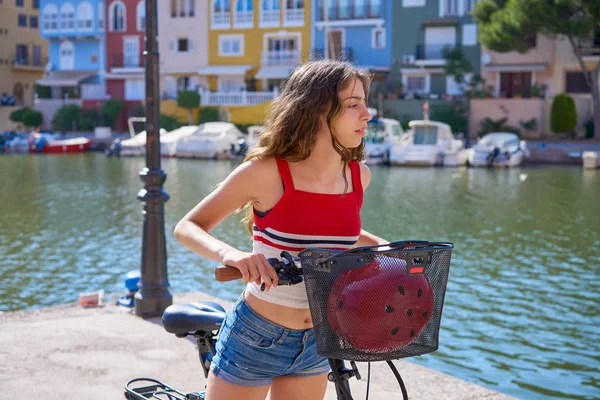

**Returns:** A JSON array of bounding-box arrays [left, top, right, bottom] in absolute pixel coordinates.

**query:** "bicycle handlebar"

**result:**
[[214, 253, 303, 290], [214, 266, 244, 282]]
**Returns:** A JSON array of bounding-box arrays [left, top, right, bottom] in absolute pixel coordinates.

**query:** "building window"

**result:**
[[60, 3, 75, 31], [525, 34, 537, 49], [42, 4, 58, 31], [16, 0, 24, 6], [443, 0, 458, 15], [368, 0, 382, 18], [98, 2, 105, 29], [500, 72, 531, 97], [33, 45, 42, 66], [219, 34, 243, 56], [177, 76, 190, 92], [18, 14, 27, 27], [137, 1, 146, 31], [260, 0, 280, 27], [465, 0, 476, 14], [354, 0, 366, 18], [284, 0, 304, 25], [212, 0, 231, 27], [178, 38, 190, 52], [33, 0, 39, 9], [109, 1, 126, 31], [77, 1, 94, 30], [565, 71, 590, 94], [406, 76, 426, 92], [184, 0, 195, 17], [337, 0, 350, 19], [16, 44, 28, 65], [372, 28, 385, 49], [265, 36, 299, 65], [30, 16, 39, 28], [234, 0, 253, 27]]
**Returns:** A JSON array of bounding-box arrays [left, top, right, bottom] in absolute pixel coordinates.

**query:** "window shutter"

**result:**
[[170, 38, 176, 51], [188, 38, 194, 52]]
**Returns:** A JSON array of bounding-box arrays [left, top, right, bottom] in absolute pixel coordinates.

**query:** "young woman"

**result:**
[[174, 59, 388, 400]]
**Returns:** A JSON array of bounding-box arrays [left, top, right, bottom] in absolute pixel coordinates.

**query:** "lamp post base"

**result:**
[[134, 289, 173, 319]]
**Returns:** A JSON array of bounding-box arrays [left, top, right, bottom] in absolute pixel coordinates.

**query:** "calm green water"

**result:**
[[1, 153, 598, 399]]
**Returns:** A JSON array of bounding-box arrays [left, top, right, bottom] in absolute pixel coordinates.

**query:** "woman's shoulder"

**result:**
[[234, 157, 281, 184], [355, 160, 372, 189]]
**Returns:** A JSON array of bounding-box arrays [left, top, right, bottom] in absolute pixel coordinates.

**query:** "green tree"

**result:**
[[550, 93, 577, 135], [474, 0, 600, 138], [177, 90, 200, 124], [100, 99, 124, 128], [198, 106, 220, 124], [51, 104, 82, 132], [21, 109, 43, 128], [9, 107, 30, 124]]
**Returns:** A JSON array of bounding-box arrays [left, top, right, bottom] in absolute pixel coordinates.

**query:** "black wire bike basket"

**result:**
[[299, 240, 453, 362]]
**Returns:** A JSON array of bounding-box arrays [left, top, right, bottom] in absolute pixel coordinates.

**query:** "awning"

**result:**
[[484, 63, 548, 72], [254, 66, 294, 79], [197, 65, 252, 76], [36, 71, 96, 86]]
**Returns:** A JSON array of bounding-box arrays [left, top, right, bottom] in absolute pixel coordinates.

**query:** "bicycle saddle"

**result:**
[[162, 301, 226, 335]]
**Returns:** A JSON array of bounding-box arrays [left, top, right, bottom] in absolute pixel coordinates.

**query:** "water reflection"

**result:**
[[0, 154, 599, 400]]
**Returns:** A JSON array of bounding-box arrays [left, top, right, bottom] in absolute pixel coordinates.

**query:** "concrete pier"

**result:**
[[0, 292, 515, 400]]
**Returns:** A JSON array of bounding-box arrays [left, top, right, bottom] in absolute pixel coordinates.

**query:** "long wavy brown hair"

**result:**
[[241, 59, 372, 233]]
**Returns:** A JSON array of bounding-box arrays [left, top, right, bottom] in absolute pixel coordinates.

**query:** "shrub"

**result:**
[[80, 109, 100, 131], [160, 114, 182, 131], [430, 101, 468, 135], [51, 104, 82, 131], [21, 109, 43, 128], [198, 106, 220, 124], [9, 107, 30, 123], [177, 90, 200, 124], [100, 99, 125, 128], [550, 93, 577, 135], [478, 117, 520, 138]]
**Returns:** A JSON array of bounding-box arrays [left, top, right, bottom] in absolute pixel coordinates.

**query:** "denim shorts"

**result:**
[[210, 295, 330, 387]]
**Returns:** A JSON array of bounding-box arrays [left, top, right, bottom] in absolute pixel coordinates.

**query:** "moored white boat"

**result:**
[[363, 115, 405, 165], [175, 122, 243, 159], [467, 132, 529, 168], [389, 120, 466, 167]]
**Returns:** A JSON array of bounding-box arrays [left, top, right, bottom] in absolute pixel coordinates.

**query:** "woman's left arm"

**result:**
[[355, 162, 389, 247]]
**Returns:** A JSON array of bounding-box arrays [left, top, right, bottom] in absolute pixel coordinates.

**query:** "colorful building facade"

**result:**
[[104, 0, 146, 107], [202, 0, 311, 106], [0, 0, 49, 106], [391, 0, 480, 97]]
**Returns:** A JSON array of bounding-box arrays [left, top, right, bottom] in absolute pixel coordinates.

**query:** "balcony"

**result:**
[[261, 50, 301, 66], [312, 47, 354, 62], [11, 55, 48, 71], [81, 83, 109, 100], [198, 88, 278, 106], [318, 4, 382, 21], [111, 54, 144, 69], [284, 8, 304, 25], [416, 44, 453, 61]]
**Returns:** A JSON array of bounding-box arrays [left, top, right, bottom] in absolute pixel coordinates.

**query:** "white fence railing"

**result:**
[[199, 89, 278, 106], [261, 50, 300, 66], [284, 9, 304, 24], [81, 84, 109, 100]]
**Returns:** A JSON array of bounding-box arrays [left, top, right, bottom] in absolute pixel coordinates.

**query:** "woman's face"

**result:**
[[329, 78, 372, 149]]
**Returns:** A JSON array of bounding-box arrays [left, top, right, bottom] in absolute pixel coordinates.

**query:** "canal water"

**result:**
[[0, 153, 598, 400]]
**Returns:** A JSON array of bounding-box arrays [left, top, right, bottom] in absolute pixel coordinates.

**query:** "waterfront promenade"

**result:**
[[0, 291, 515, 400]]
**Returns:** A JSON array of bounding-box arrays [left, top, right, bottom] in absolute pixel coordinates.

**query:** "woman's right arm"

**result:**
[[173, 160, 279, 290]]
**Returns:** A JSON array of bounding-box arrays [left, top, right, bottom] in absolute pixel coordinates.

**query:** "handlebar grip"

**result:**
[[215, 266, 243, 282]]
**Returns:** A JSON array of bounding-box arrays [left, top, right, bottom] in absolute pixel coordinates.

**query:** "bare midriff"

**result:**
[[245, 291, 313, 330]]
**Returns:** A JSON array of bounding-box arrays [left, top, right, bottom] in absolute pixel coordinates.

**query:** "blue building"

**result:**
[[311, 0, 392, 74], [37, 0, 107, 103]]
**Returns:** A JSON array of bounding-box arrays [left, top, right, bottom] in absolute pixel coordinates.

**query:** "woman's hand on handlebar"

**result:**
[[220, 249, 279, 291]]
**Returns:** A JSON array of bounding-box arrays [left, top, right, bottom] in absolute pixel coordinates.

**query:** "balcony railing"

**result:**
[[261, 10, 280, 25], [318, 4, 381, 21], [284, 8, 304, 24], [312, 47, 354, 62], [235, 10, 253, 25], [198, 89, 277, 106], [416, 44, 453, 60], [112, 54, 144, 69], [261, 50, 300, 66], [12, 55, 48, 69]]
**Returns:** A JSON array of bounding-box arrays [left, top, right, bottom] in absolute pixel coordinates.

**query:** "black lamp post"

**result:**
[[135, 0, 172, 317]]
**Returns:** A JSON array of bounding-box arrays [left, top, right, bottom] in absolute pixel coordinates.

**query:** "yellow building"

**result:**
[[201, 0, 311, 97], [0, 0, 48, 106]]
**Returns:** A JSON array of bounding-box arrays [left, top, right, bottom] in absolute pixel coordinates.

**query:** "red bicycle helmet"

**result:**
[[327, 256, 434, 353]]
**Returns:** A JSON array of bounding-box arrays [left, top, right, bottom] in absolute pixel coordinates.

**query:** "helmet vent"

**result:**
[[385, 305, 394, 313], [391, 327, 399, 335], [337, 300, 344, 309], [397, 285, 405, 295], [407, 309, 413, 317], [410, 329, 415, 337], [422, 312, 428, 317], [418, 288, 423, 297]]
